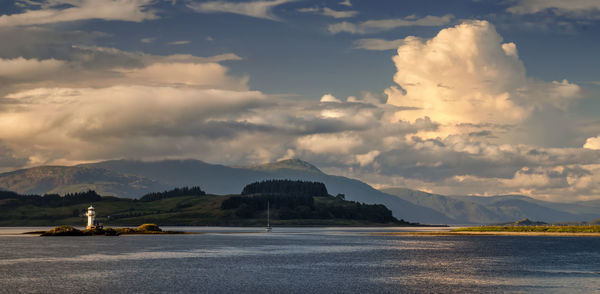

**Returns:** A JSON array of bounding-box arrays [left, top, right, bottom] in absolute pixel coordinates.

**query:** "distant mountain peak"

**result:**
[[248, 159, 323, 173]]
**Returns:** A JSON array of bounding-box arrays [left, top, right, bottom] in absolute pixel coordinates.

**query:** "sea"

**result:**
[[0, 227, 599, 293]]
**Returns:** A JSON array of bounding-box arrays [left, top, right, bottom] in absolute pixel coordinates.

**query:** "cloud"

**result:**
[[168, 40, 191, 45], [356, 150, 380, 167], [115, 62, 248, 90], [296, 133, 363, 154], [0, 142, 29, 170], [0, 57, 65, 80], [0, 84, 271, 163], [385, 20, 580, 126], [71, 45, 243, 66], [320, 94, 342, 103], [353, 38, 405, 51], [507, 0, 600, 19], [328, 14, 454, 34], [2, 86, 267, 138], [0, 0, 157, 27], [297, 7, 319, 13], [298, 7, 357, 19], [140, 37, 156, 43], [339, 0, 352, 7], [0, 27, 108, 60], [584, 136, 600, 150], [321, 7, 357, 19], [0, 44, 245, 94], [188, 0, 293, 21]]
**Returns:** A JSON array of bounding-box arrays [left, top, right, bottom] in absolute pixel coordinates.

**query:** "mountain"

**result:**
[[85, 159, 453, 224], [0, 158, 598, 224], [382, 188, 600, 224], [380, 188, 502, 224], [0, 165, 166, 196]]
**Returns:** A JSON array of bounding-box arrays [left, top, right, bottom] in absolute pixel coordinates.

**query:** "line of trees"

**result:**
[[241, 179, 328, 196], [140, 186, 206, 201], [0, 190, 101, 206]]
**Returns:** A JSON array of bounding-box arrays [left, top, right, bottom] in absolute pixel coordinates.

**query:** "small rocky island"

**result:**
[[38, 223, 183, 236], [33, 205, 185, 236]]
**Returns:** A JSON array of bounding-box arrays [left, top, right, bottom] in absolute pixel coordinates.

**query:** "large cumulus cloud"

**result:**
[[386, 20, 580, 126]]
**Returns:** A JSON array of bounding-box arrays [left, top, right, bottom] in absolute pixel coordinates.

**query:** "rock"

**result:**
[[41, 226, 85, 236], [136, 223, 162, 232]]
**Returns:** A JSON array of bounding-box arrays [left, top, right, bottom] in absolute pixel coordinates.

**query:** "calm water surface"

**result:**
[[0, 227, 599, 293]]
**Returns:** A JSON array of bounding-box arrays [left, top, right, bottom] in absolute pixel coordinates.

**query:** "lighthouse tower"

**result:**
[[85, 205, 96, 229]]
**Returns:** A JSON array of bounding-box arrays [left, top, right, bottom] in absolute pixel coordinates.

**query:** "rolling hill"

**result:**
[[0, 165, 166, 196]]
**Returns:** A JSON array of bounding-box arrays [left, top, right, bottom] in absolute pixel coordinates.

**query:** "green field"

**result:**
[[452, 225, 600, 233]]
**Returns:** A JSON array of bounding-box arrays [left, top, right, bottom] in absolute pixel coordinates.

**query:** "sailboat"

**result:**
[[266, 200, 272, 232]]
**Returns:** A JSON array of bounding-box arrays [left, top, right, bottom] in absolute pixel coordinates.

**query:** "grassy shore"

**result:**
[[452, 225, 600, 233], [369, 225, 600, 237]]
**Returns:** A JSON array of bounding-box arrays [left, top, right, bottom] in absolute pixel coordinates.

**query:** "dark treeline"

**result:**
[[241, 180, 328, 196], [0, 190, 101, 206], [140, 186, 206, 201], [322, 201, 397, 223]]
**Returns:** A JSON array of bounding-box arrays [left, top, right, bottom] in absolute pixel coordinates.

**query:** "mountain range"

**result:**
[[0, 158, 598, 224]]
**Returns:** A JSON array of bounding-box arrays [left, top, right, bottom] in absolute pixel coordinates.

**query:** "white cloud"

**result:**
[[296, 133, 362, 154], [298, 6, 357, 18], [115, 62, 248, 90], [339, 0, 352, 7], [584, 136, 600, 150], [168, 40, 190, 45], [0, 0, 157, 27], [353, 38, 405, 51], [320, 93, 342, 103], [188, 0, 293, 21], [328, 14, 454, 34], [0, 85, 269, 161], [0, 45, 245, 92], [0, 57, 65, 80], [322, 7, 358, 19], [356, 150, 380, 166], [507, 0, 600, 19], [140, 37, 156, 43], [297, 7, 319, 13], [71, 45, 243, 65], [385, 20, 580, 126]]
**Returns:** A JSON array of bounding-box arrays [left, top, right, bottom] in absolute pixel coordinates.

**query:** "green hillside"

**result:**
[[0, 181, 410, 227]]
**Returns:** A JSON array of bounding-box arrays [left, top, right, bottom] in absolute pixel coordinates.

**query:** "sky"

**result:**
[[0, 0, 600, 202]]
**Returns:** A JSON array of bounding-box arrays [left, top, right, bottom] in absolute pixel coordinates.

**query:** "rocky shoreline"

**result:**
[[31, 224, 185, 236]]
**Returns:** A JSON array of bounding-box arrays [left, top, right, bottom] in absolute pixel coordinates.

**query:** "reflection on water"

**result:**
[[0, 227, 598, 293]]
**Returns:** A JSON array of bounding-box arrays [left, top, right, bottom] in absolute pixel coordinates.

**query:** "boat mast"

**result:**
[[267, 200, 270, 228]]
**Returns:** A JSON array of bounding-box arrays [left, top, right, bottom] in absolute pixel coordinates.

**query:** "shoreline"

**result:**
[[371, 231, 600, 237]]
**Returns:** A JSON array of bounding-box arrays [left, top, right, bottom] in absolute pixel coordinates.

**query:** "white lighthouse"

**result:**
[[85, 205, 96, 229]]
